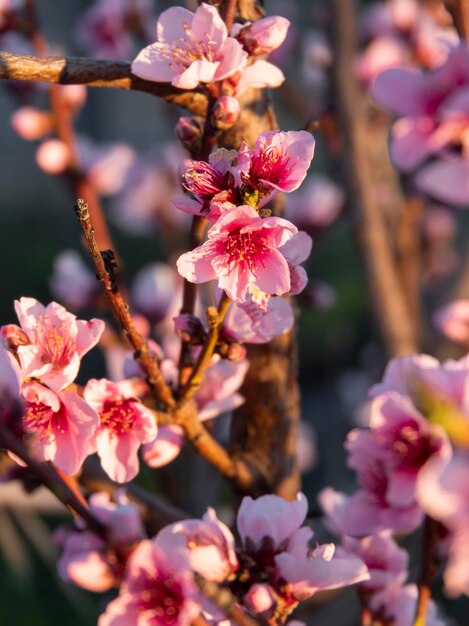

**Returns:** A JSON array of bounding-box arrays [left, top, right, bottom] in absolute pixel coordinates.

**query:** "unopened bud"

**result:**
[[36, 139, 70, 175], [175, 116, 202, 153], [225, 341, 247, 361], [10, 106, 53, 141], [236, 16, 290, 55], [244, 583, 276, 617], [0, 324, 29, 351], [211, 96, 240, 130]]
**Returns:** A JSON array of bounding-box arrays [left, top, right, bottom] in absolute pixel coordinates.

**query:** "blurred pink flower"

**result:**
[[285, 174, 344, 231], [177, 205, 300, 303], [49, 250, 96, 310], [339, 532, 408, 591], [12, 297, 104, 391], [84, 378, 157, 483], [244, 583, 276, 616], [98, 539, 200, 626], [131, 3, 247, 89], [142, 424, 185, 469], [195, 356, 249, 421], [416, 157, 469, 207], [224, 296, 295, 344], [433, 300, 469, 344], [21, 381, 99, 475], [156, 507, 238, 582], [372, 47, 469, 172], [131, 263, 180, 323], [10, 106, 52, 140], [370, 583, 445, 626], [36, 139, 70, 175]]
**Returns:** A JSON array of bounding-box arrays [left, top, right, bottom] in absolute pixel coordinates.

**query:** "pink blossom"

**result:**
[[237, 492, 308, 553], [87, 492, 145, 547], [236, 130, 315, 207], [415, 157, 469, 207], [234, 16, 290, 56], [194, 356, 249, 421], [142, 424, 184, 468], [370, 583, 445, 626], [21, 381, 99, 475], [225, 59, 285, 97], [356, 36, 410, 85], [56, 529, 118, 592], [131, 3, 247, 89], [78, 137, 136, 197], [84, 378, 157, 483], [156, 507, 238, 582], [275, 543, 369, 602], [177, 205, 300, 303], [211, 96, 240, 130], [433, 300, 469, 344], [12, 297, 104, 391], [98, 539, 200, 626], [372, 46, 469, 172], [49, 250, 97, 310], [224, 296, 295, 344], [339, 532, 408, 591], [0, 344, 22, 428], [131, 263, 180, 323]]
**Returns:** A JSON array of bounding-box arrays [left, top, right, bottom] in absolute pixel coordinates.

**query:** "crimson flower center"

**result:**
[[100, 397, 137, 435], [133, 573, 185, 626], [249, 145, 293, 187], [23, 401, 68, 438], [221, 230, 270, 273]]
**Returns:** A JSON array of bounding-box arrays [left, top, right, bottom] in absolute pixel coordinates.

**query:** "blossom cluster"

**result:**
[[55, 491, 369, 625]]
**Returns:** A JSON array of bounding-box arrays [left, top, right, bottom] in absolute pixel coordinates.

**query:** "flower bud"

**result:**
[[244, 583, 276, 617], [10, 106, 53, 141], [237, 16, 290, 55], [0, 324, 29, 350], [59, 84, 87, 114], [175, 116, 202, 152], [36, 139, 70, 175], [211, 96, 240, 130]]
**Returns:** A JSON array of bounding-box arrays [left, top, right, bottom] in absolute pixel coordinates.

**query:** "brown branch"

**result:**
[[329, 0, 418, 358], [0, 52, 207, 114], [75, 198, 177, 410], [414, 516, 439, 626], [219, 0, 239, 32], [444, 0, 469, 41], [0, 427, 106, 537]]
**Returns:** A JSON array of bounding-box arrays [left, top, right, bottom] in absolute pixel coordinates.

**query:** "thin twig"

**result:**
[[329, 0, 418, 357], [0, 427, 106, 537], [414, 516, 439, 626], [0, 52, 207, 114], [75, 198, 177, 410], [180, 294, 231, 400]]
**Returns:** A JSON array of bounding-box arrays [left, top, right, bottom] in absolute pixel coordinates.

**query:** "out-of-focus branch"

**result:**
[[0, 427, 106, 537], [444, 0, 469, 41], [329, 0, 418, 358], [219, 0, 238, 32], [0, 52, 208, 114], [195, 575, 261, 626], [414, 516, 440, 626]]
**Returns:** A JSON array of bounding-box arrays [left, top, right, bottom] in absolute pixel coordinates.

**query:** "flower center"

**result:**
[[31, 314, 76, 369], [133, 573, 185, 626], [249, 145, 293, 188], [100, 397, 137, 435], [163, 25, 218, 71], [23, 401, 68, 439], [183, 162, 227, 199], [391, 423, 437, 469], [222, 230, 270, 274]]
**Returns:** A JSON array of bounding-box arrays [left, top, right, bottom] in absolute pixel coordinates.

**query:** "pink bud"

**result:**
[[237, 16, 290, 55], [244, 583, 276, 617], [142, 425, 184, 468], [225, 342, 247, 361], [107, 501, 145, 547], [0, 324, 29, 350], [10, 106, 52, 140], [36, 139, 70, 174], [59, 84, 87, 113], [211, 96, 240, 130], [175, 116, 202, 152], [433, 300, 469, 344]]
